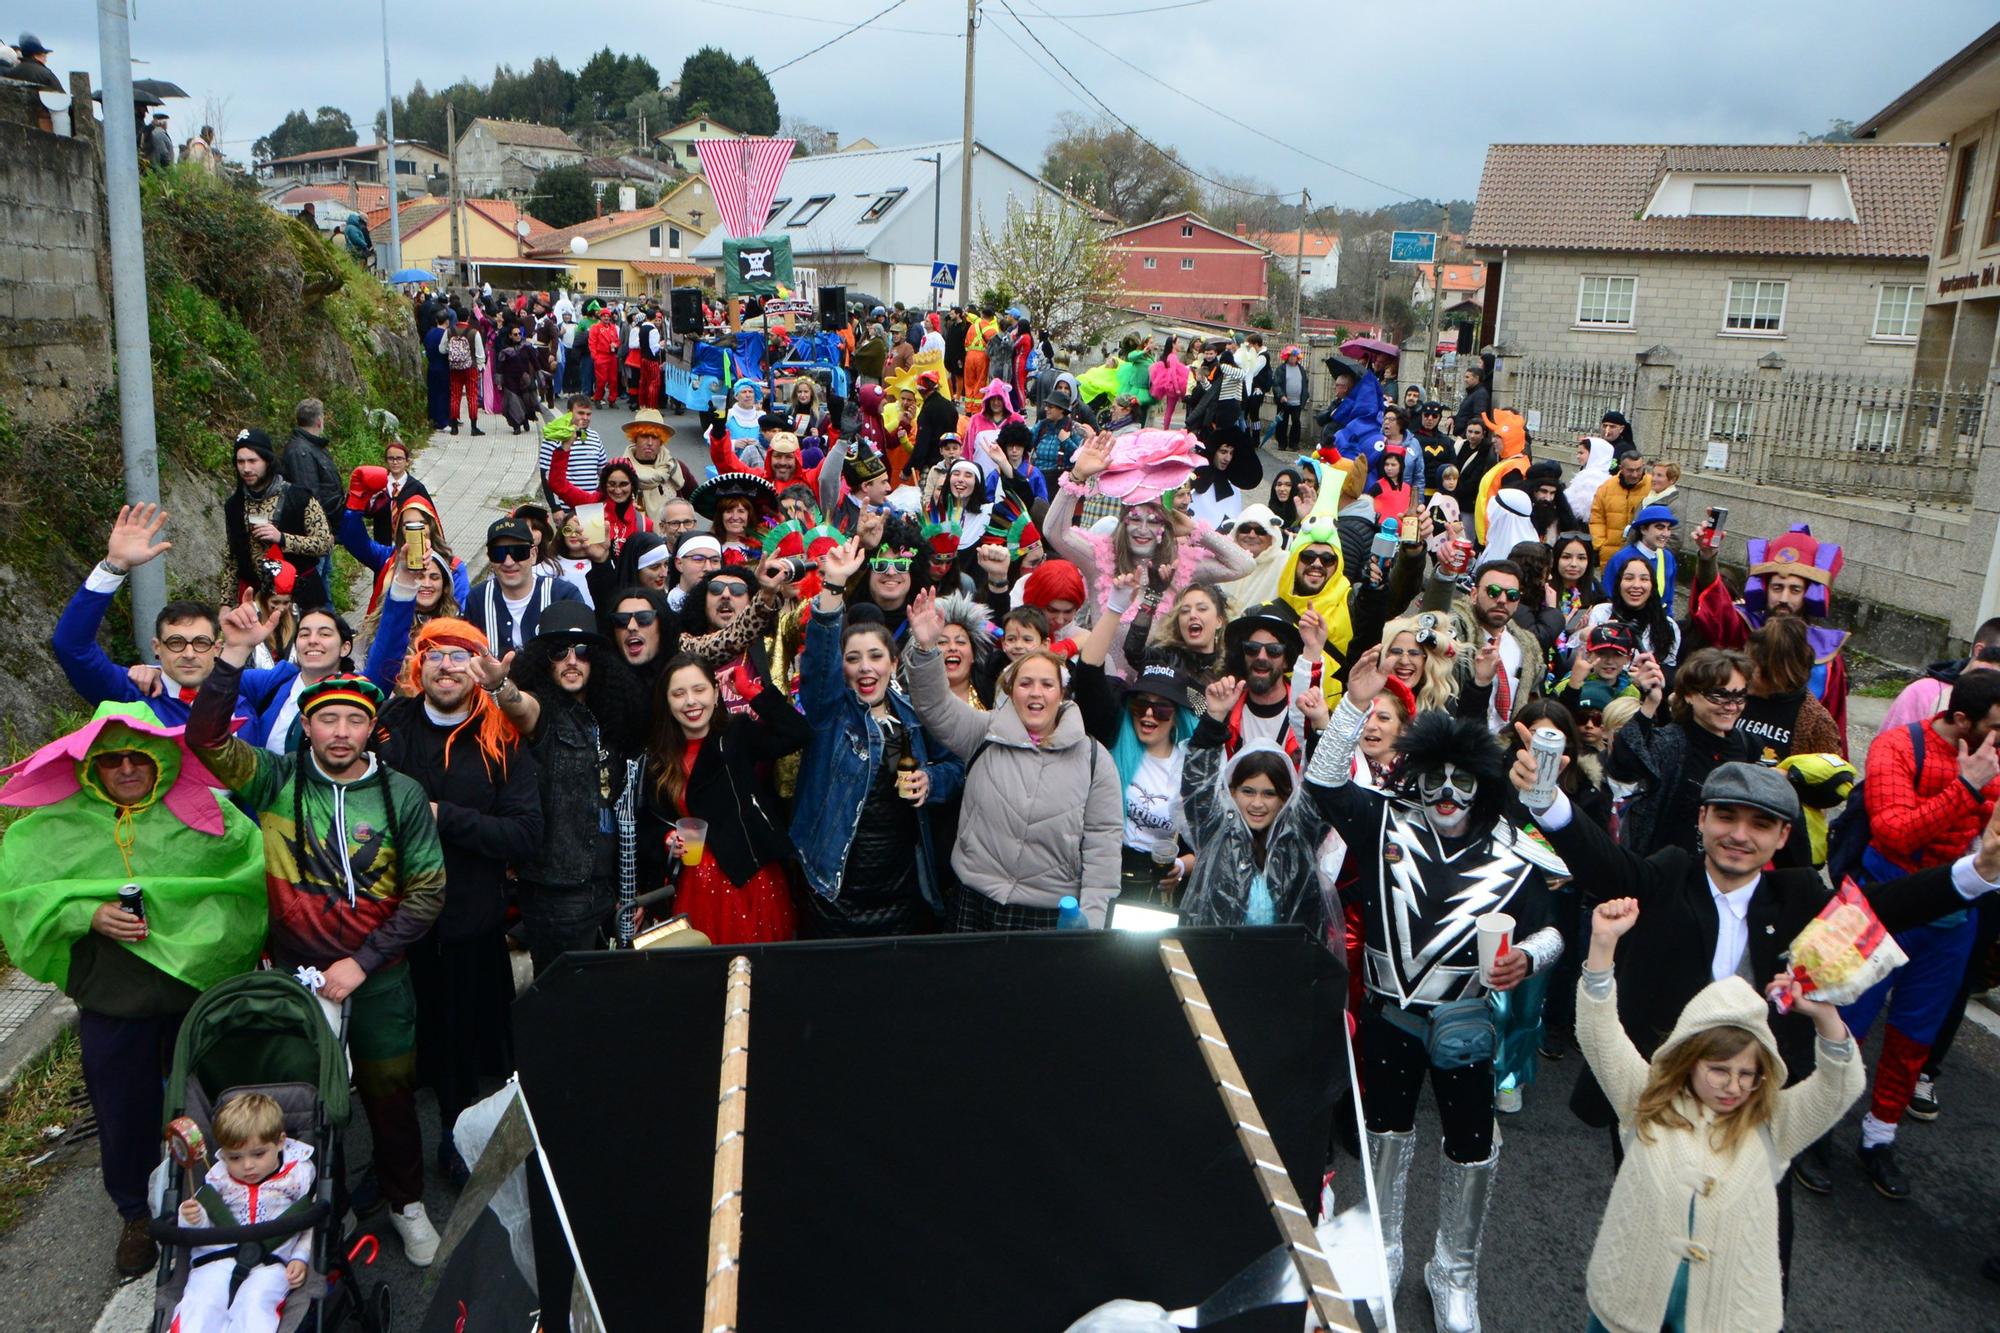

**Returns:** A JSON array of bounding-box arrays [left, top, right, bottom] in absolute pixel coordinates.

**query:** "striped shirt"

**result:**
[[540, 427, 606, 484]]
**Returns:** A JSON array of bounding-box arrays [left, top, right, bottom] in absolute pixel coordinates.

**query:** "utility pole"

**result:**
[[956, 0, 976, 308], [378, 0, 402, 277], [97, 0, 165, 656], [1425, 203, 1446, 397], [446, 103, 463, 287], [918, 153, 942, 311], [1289, 187, 1308, 343]]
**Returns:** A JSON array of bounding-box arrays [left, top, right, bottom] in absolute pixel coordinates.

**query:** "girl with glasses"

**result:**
[[1610, 648, 1752, 859]]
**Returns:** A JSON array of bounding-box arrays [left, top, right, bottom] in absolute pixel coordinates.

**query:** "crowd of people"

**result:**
[[8, 290, 2000, 1333]]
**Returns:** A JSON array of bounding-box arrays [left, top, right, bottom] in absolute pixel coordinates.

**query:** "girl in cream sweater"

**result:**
[[1577, 898, 1863, 1333]]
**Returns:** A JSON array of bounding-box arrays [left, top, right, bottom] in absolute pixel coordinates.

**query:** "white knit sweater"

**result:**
[[1576, 974, 1863, 1333]]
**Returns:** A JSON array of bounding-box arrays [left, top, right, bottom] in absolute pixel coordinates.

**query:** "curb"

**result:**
[[0, 987, 78, 1101]]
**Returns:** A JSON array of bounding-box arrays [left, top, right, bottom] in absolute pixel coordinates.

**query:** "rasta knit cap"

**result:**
[[298, 673, 384, 720]]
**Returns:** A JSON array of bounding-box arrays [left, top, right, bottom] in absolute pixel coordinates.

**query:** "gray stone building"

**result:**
[[452, 117, 586, 199], [1469, 142, 1945, 376]]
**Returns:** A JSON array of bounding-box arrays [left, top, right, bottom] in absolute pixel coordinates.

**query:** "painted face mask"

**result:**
[[1414, 762, 1478, 838]]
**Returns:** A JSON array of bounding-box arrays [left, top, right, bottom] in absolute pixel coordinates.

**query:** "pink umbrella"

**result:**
[[1339, 336, 1400, 361]]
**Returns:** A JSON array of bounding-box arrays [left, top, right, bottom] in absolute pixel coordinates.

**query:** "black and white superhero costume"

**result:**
[[1305, 696, 1563, 1333]]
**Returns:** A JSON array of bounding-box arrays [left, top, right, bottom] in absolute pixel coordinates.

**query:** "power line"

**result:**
[[763, 0, 920, 76], [685, 0, 961, 38], [1031, 0, 1216, 14]]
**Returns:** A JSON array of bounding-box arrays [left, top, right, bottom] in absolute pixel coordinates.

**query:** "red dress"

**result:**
[[672, 737, 796, 946]]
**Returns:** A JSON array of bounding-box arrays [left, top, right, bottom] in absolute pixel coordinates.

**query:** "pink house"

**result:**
[[1106, 212, 1270, 326]]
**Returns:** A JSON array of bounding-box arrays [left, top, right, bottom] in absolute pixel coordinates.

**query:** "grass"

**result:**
[[0, 1029, 84, 1234], [1853, 676, 1917, 699]]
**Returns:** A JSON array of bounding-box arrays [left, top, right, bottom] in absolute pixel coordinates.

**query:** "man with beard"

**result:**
[[1219, 603, 1309, 761], [224, 428, 333, 609], [1305, 648, 1561, 1333], [474, 601, 648, 972], [1588, 451, 1652, 567], [189, 606, 447, 1266], [1424, 558, 1542, 734], [1691, 523, 1853, 754], [1523, 458, 1579, 539], [374, 618, 540, 1185]]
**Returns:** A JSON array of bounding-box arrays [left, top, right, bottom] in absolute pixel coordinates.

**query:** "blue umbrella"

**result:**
[[388, 268, 434, 284]]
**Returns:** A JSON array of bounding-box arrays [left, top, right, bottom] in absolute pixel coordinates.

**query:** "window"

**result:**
[[648, 226, 662, 248], [685, 144, 698, 159], [1575, 275, 1637, 327], [1723, 279, 1787, 333], [788, 195, 834, 226], [394, 158, 417, 175], [1706, 399, 1754, 442], [763, 197, 791, 225], [1143, 256, 1157, 269], [1180, 223, 1194, 238], [1300, 263, 1314, 276], [699, 121, 708, 132], [1986, 157, 2000, 249], [1873, 284, 1922, 341], [859, 188, 905, 223], [1944, 142, 1978, 254], [596, 268, 623, 295], [1148, 303, 1164, 313], [668, 226, 682, 250], [1180, 257, 1195, 271], [1854, 405, 1905, 452], [1688, 183, 1810, 217]]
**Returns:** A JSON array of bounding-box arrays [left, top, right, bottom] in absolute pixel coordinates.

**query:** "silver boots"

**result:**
[[1423, 1144, 1498, 1333], [1364, 1129, 1416, 1293]]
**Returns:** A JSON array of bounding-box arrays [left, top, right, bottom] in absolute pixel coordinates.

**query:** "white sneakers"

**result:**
[[389, 1201, 441, 1267], [1494, 1085, 1523, 1115]]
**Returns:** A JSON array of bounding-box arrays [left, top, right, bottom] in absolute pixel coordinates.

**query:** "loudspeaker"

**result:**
[[1456, 324, 1474, 354], [669, 286, 703, 335], [818, 284, 847, 326]]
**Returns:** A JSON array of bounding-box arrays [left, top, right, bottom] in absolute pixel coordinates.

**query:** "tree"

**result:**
[[975, 192, 1124, 348], [780, 116, 840, 156], [1038, 113, 1198, 224], [253, 106, 358, 161], [529, 164, 599, 230], [1801, 118, 1857, 143], [669, 47, 779, 136], [578, 48, 661, 121]]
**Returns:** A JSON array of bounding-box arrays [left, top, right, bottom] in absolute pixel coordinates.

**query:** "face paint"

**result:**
[[1414, 762, 1479, 837]]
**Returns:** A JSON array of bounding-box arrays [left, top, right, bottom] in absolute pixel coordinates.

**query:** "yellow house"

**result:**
[[365, 197, 566, 290], [524, 205, 715, 302], [653, 115, 745, 176]]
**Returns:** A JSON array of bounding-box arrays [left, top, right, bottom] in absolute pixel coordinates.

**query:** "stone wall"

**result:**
[[1497, 249, 1927, 377], [0, 74, 112, 421]]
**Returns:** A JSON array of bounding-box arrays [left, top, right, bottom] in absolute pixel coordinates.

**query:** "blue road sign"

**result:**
[[930, 262, 959, 289], [1389, 231, 1438, 264]]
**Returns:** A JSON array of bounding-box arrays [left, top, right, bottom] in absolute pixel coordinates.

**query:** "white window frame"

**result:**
[[1148, 302, 1164, 313], [1143, 256, 1157, 269], [1705, 398, 1754, 442], [1853, 405, 1905, 453], [1180, 223, 1194, 238], [1871, 284, 1922, 342], [1574, 274, 1637, 329], [1180, 257, 1196, 271], [1722, 279, 1788, 335]]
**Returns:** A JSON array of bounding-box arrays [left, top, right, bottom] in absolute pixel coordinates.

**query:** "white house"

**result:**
[[689, 138, 1094, 309]]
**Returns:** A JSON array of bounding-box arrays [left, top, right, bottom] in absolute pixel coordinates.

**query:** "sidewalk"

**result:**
[[411, 417, 545, 574]]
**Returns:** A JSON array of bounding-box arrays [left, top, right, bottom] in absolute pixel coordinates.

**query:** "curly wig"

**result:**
[[1393, 710, 1510, 834], [511, 630, 652, 760]]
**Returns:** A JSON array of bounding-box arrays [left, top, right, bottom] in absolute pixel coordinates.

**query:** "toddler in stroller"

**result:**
[[172, 1092, 314, 1331]]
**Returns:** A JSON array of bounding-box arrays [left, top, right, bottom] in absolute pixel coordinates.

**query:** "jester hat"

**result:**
[[1745, 524, 1844, 620]]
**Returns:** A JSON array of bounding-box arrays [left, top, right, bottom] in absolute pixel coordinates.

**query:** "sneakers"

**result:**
[[114, 1216, 156, 1277], [1537, 1028, 1570, 1061], [1857, 1143, 1909, 1200], [1908, 1075, 1940, 1121], [389, 1201, 441, 1267], [1494, 1085, 1522, 1115]]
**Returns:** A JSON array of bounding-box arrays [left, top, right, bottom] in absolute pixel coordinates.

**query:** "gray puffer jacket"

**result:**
[[906, 646, 1123, 923], [1178, 717, 1333, 934]]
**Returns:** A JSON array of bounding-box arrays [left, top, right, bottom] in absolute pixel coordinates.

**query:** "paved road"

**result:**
[[10, 397, 1995, 1331]]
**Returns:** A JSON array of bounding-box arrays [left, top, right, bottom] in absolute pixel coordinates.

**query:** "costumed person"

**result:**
[[1044, 430, 1253, 677], [0, 702, 266, 1277], [1467, 410, 1530, 548], [930, 456, 991, 554], [187, 607, 447, 1266], [224, 428, 332, 610], [1565, 436, 1616, 529], [1478, 479, 1539, 567], [587, 306, 622, 405], [337, 468, 471, 615], [1187, 435, 1263, 527], [793, 539, 967, 935], [548, 455, 653, 556], [171, 1093, 317, 1333], [368, 439, 431, 544], [1602, 503, 1679, 614], [1220, 502, 1287, 612], [1590, 546, 1683, 672], [969, 498, 1045, 621], [1303, 649, 1564, 1333], [712, 425, 823, 494], [620, 408, 695, 522], [1019, 558, 1088, 655], [690, 471, 780, 567], [1690, 522, 1851, 755], [724, 379, 767, 447]]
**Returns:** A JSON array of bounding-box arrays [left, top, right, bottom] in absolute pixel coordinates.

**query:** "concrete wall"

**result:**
[[0, 75, 112, 421], [1495, 249, 1927, 376]]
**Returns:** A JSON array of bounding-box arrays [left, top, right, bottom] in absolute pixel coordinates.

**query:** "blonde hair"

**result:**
[[1600, 695, 1642, 740], [1379, 616, 1461, 714], [999, 649, 1068, 699], [1633, 1026, 1778, 1156], [212, 1091, 286, 1150]]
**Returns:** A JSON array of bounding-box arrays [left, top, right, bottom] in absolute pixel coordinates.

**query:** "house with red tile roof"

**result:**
[[1250, 229, 1340, 295], [1466, 142, 1945, 375], [1106, 213, 1270, 325]]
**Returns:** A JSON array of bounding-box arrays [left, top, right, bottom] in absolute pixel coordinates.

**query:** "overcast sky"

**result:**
[[37, 1, 1997, 210]]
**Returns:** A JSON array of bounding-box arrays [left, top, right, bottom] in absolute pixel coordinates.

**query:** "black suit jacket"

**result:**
[[1542, 803, 1972, 1127]]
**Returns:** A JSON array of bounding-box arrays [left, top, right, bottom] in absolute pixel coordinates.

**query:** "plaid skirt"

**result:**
[[950, 888, 1062, 933]]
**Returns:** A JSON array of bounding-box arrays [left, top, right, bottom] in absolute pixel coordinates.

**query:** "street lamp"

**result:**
[[916, 153, 941, 311]]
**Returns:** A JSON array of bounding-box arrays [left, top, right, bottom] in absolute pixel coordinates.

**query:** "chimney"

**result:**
[[618, 184, 638, 212], [1235, 221, 1246, 237]]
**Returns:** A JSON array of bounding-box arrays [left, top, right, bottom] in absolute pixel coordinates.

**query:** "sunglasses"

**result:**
[[871, 556, 914, 572], [93, 750, 149, 769], [1482, 583, 1523, 603], [1296, 550, 1337, 567], [1700, 689, 1749, 707], [1126, 697, 1177, 721], [488, 544, 532, 565], [708, 580, 752, 597], [551, 643, 594, 663], [610, 610, 658, 629], [1242, 641, 1289, 659], [1235, 524, 1268, 538]]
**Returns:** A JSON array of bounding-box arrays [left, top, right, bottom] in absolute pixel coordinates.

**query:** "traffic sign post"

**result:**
[[1389, 231, 1437, 265], [930, 262, 959, 290]]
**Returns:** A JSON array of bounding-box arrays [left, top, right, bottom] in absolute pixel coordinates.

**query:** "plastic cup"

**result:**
[[1476, 912, 1516, 985], [675, 818, 708, 867]]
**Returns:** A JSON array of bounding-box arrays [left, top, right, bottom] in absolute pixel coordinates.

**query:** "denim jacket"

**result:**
[[791, 606, 965, 907]]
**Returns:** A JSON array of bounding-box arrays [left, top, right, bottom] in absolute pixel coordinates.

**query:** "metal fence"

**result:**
[[1659, 367, 1988, 508], [1507, 358, 1637, 439]]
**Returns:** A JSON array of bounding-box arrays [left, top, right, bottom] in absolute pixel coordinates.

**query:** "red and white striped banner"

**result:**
[[694, 137, 796, 237]]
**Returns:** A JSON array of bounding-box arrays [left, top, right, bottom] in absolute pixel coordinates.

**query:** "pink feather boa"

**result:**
[[1078, 520, 1216, 624]]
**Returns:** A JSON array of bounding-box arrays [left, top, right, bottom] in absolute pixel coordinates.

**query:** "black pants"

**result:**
[[79, 1008, 184, 1220], [1359, 1001, 1493, 1163], [1925, 894, 2000, 1077], [1276, 404, 1304, 451], [1541, 886, 1585, 1035]]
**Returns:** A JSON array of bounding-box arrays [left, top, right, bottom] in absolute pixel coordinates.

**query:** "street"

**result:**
[[4, 397, 1997, 1332]]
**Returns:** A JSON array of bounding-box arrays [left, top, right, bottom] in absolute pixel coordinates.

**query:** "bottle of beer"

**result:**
[[895, 751, 921, 802]]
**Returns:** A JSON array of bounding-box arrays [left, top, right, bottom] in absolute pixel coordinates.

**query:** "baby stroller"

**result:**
[[147, 972, 391, 1331]]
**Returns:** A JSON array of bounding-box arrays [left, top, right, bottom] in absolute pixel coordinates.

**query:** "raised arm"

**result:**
[[902, 589, 993, 762], [1573, 899, 1654, 1120]]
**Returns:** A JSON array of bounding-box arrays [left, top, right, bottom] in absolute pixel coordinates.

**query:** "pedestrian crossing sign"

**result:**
[[930, 262, 958, 289]]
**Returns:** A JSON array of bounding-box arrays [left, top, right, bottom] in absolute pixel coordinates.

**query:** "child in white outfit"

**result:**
[[173, 1092, 316, 1333]]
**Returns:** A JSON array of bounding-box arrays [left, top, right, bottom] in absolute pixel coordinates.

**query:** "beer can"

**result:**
[[118, 883, 145, 920], [1522, 726, 1566, 812]]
